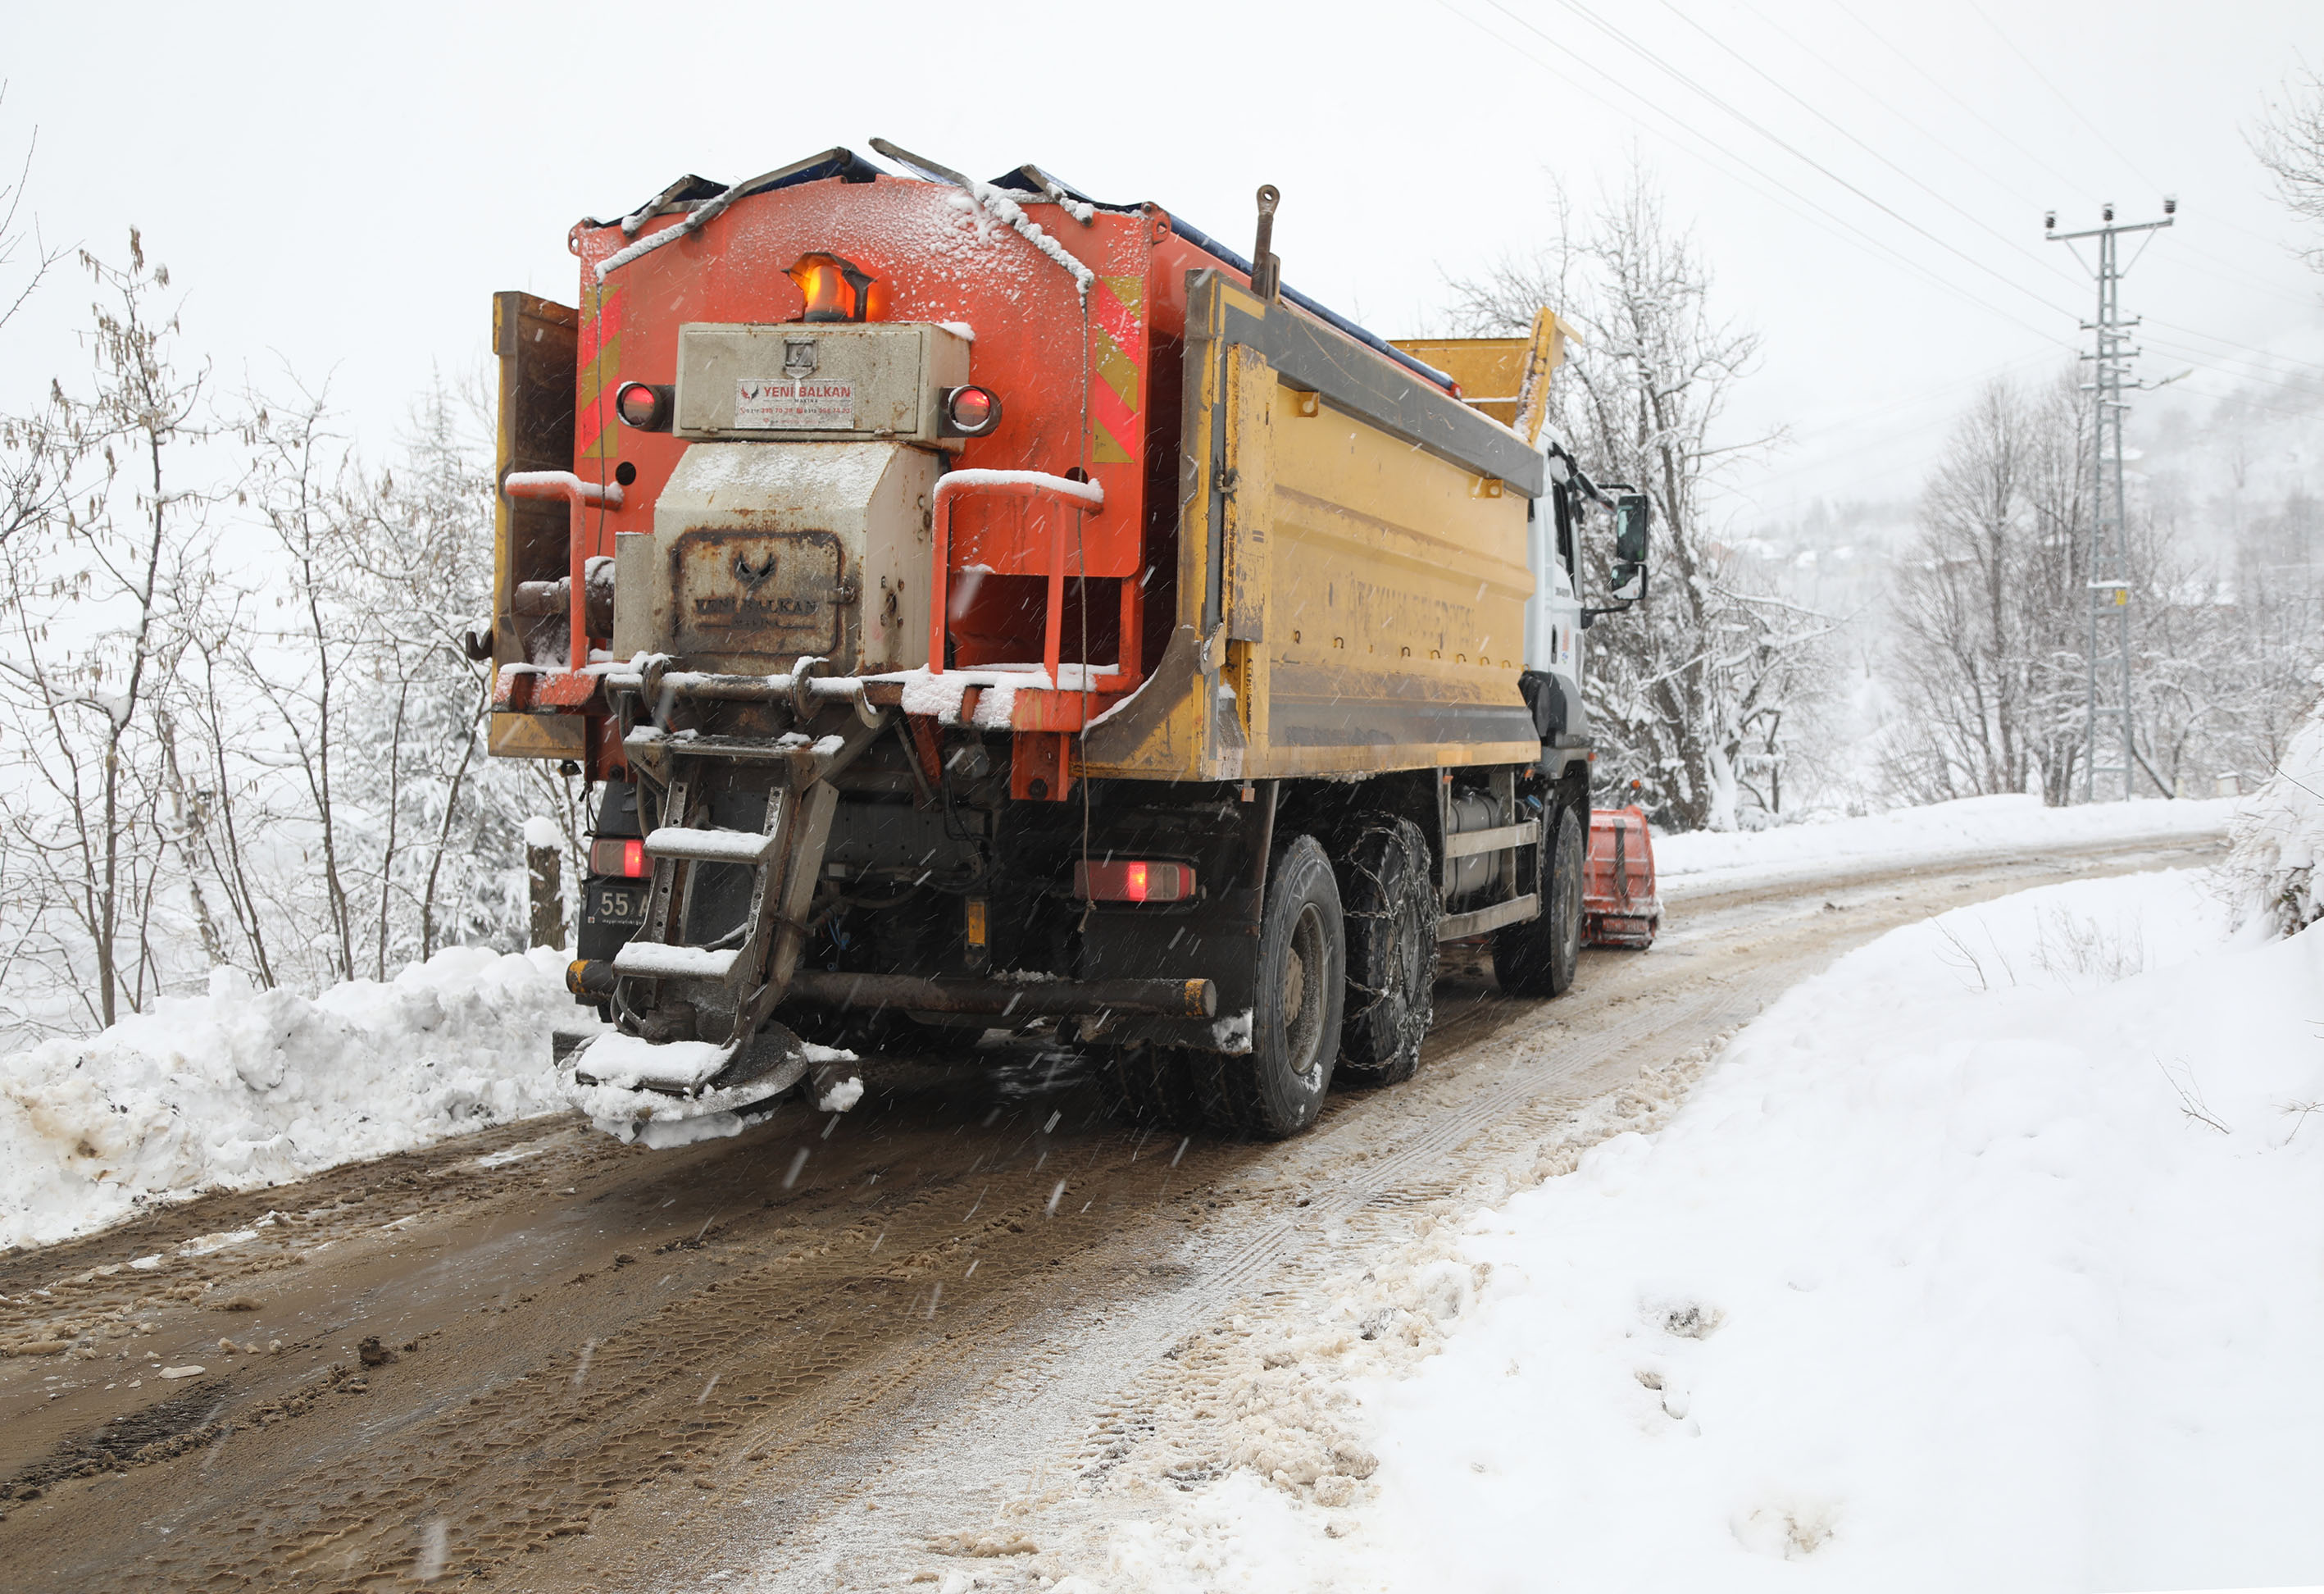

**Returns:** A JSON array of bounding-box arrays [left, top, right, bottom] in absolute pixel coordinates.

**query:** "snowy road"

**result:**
[[0, 831, 2226, 1592]]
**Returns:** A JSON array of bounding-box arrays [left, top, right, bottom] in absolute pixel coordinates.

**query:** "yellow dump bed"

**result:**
[[1084, 280, 1570, 784]]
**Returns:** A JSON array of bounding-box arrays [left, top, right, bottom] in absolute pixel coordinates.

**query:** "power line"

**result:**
[[1803, 5, 2316, 309], [1658, 11, 2324, 412], [1965, 1, 2167, 194], [1447, 3, 2317, 524], [1961, 0, 2308, 268], [2160, 240, 2324, 307], [1729, 431, 1996, 511], [2143, 337, 2310, 390], [1530, 0, 2085, 325], [1482, 0, 2315, 398], [1742, 350, 2063, 480], [1657, 13, 2320, 422], [2167, 380, 2324, 422], [1436, 0, 1917, 266], [1656, 0, 2094, 299], [2147, 317, 2324, 373], [1827, 3, 2095, 200], [1447, 0, 2040, 327], [1444, 2, 2081, 353]]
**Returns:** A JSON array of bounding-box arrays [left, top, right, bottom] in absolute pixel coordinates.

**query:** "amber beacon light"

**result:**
[[787, 252, 883, 322]]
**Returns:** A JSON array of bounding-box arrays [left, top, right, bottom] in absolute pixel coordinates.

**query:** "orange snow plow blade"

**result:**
[[1583, 805, 1659, 949]]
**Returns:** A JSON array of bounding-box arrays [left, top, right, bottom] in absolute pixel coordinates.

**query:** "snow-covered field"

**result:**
[[0, 948, 585, 1252], [1088, 866, 2324, 1592], [1654, 792, 2237, 893]]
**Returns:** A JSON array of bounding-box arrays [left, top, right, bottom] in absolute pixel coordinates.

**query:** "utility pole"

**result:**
[[2046, 198, 2174, 803]]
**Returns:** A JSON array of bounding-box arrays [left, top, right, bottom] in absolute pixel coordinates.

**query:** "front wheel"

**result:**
[[1494, 803, 1585, 997], [1191, 833, 1345, 1138]]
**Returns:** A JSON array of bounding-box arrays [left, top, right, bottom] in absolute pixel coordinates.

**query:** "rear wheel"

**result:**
[[1335, 818, 1439, 1087], [1192, 834, 1344, 1137], [1494, 803, 1585, 997]]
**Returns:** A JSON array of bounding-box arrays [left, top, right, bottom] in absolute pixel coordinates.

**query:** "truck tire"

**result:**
[[1335, 818, 1439, 1087], [1493, 803, 1584, 998], [1093, 1045, 1205, 1131], [1192, 833, 1344, 1137]]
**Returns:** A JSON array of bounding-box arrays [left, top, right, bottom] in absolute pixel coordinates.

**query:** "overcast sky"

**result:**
[[4, 0, 2318, 527]]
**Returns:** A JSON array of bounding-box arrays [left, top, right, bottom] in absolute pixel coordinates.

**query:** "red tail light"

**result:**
[[590, 838, 647, 877], [1073, 860, 1196, 903]]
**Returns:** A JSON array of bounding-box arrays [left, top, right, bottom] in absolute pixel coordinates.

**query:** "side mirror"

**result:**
[[1614, 491, 1650, 564], [1609, 490, 1649, 601]]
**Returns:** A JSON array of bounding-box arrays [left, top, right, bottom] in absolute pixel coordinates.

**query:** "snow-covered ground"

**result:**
[[0, 948, 588, 1252], [1084, 865, 2324, 1592], [0, 795, 2238, 1259], [1654, 792, 2236, 894]]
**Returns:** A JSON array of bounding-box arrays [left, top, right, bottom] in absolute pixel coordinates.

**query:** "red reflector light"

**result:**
[[1073, 860, 1195, 903], [590, 838, 647, 877], [945, 385, 998, 433], [614, 380, 669, 430]]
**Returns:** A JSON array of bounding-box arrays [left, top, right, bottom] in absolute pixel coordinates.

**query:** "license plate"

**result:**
[[588, 881, 648, 927]]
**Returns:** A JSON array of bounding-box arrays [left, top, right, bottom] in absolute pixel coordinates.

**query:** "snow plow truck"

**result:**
[[486, 143, 1656, 1146]]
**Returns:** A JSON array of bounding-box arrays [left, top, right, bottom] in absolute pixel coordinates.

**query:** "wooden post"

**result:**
[[525, 824, 566, 949]]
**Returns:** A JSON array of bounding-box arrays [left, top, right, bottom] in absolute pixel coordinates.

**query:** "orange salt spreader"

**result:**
[[486, 143, 1660, 1145]]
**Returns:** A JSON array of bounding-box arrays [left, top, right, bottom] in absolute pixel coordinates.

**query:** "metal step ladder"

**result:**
[[606, 686, 889, 1052]]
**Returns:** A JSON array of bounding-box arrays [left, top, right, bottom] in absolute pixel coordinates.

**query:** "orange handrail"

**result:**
[[502, 471, 625, 669], [927, 470, 1106, 686]]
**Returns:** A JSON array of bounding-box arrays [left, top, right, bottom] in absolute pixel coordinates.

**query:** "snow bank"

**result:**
[[1654, 792, 2235, 893], [1099, 870, 2324, 1591], [2222, 693, 2324, 935], [0, 948, 589, 1251]]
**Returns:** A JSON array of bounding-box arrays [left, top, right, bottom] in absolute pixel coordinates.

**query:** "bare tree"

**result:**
[[170, 598, 287, 988], [331, 376, 543, 968], [1449, 171, 1827, 830], [1, 92, 69, 552], [2135, 481, 2324, 797], [2228, 492, 2324, 777], [1884, 376, 2092, 804], [239, 378, 360, 981], [0, 232, 219, 1027], [0, 239, 562, 1045], [1886, 369, 2324, 807], [2254, 67, 2324, 273]]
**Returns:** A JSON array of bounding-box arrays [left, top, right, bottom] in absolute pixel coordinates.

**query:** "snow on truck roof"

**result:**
[[584, 145, 1456, 394]]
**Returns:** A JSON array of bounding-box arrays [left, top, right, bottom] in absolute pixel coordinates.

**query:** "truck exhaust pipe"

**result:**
[[785, 972, 1217, 1020]]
